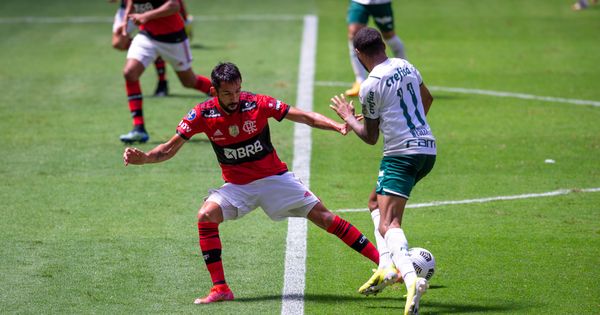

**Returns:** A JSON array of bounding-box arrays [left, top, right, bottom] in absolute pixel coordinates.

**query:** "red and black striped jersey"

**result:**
[[177, 92, 291, 185], [131, 0, 186, 42]]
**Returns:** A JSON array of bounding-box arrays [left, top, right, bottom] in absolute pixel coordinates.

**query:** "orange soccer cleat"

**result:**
[[193, 284, 234, 304]]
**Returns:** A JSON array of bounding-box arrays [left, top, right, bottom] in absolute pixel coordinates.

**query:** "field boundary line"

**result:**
[[335, 187, 600, 213], [0, 14, 304, 24], [281, 15, 317, 315], [315, 81, 600, 107]]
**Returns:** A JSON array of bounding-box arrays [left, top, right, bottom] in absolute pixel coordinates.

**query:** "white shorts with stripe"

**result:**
[[206, 172, 320, 221], [127, 33, 193, 71]]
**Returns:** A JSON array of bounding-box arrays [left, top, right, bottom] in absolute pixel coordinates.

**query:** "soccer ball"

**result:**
[[408, 247, 435, 280]]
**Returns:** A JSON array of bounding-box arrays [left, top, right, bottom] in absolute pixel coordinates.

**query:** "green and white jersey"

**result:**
[[359, 58, 436, 156]]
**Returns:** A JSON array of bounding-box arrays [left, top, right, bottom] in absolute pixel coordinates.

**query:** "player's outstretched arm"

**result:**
[[285, 107, 348, 135], [123, 134, 186, 166], [330, 94, 379, 145]]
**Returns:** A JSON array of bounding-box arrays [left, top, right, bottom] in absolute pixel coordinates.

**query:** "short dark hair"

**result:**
[[211, 62, 242, 90], [353, 27, 386, 56]]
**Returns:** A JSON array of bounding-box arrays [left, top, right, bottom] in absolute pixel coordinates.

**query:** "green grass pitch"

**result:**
[[0, 0, 598, 314]]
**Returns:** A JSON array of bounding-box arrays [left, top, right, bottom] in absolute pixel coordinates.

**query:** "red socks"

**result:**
[[198, 222, 226, 285], [154, 57, 167, 82], [327, 215, 379, 265], [125, 80, 144, 127], [194, 75, 212, 94]]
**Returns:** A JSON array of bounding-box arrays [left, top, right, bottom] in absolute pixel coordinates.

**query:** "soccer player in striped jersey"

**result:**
[[119, 0, 211, 144], [123, 62, 381, 304], [110, 0, 192, 97], [330, 27, 435, 315]]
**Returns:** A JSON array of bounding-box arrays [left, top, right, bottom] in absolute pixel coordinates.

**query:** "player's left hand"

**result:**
[[329, 94, 355, 122]]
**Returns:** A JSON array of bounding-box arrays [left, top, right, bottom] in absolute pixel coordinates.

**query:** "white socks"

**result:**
[[348, 40, 367, 83], [385, 227, 416, 290], [385, 36, 406, 59], [371, 209, 393, 269]]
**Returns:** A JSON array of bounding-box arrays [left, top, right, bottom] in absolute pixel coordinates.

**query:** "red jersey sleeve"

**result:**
[[176, 107, 205, 140], [255, 94, 290, 122]]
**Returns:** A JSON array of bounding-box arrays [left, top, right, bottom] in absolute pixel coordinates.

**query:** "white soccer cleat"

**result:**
[[404, 277, 428, 315]]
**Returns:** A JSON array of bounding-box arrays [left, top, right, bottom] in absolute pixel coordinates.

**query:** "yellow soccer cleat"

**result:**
[[404, 277, 428, 315], [358, 266, 399, 296], [344, 81, 361, 97]]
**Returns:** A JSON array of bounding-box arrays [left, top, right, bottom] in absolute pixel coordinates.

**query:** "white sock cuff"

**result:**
[[370, 209, 380, 221]]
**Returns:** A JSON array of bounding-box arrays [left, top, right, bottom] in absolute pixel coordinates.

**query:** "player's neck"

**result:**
[[367, 54, 389, 72]]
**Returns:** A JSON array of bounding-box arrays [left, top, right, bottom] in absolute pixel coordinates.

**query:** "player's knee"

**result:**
[[181, 78, 196, 89], [123, 68, 138, 82], [197, 209, 212, 222]]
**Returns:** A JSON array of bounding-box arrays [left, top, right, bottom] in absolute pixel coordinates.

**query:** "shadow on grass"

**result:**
[[151, 93, 210, 100], [233, 292, 531, 314]]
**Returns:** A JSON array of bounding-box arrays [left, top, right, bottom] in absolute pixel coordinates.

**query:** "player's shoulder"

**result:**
[[193, 98, 222, 119]]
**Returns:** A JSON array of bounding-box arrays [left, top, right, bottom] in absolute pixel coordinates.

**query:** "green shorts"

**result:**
[[347, 1, 395, 32], [376, 154, 436, 199]]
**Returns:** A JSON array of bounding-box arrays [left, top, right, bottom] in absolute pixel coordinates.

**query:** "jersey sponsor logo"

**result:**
[[187, 109, 197, 121], [405, 138, 436, 149], [242, 120, 257, 134], [211, 125, 275, 165], [201, 108, 220, 118], [223, 140, 264, 160], [267, 100, 283, 110], [133, 2, 154, 14], [241, 101, 257, 112], [409, 126, 432, 137], [367, 91, 376, 115], [178, 120, 192, 133], [385, 66, 412, 87], [228, 125, 239, 137]]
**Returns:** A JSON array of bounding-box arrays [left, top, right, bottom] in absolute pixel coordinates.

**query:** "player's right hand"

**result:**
[[123, 147, 147, 166]]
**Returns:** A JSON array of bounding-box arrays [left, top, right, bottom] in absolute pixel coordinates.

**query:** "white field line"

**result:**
[[0, 14, 304, 24], [335, 187, 600, 213], [315, 81, 600, 107], [281, 15, 317, 315]]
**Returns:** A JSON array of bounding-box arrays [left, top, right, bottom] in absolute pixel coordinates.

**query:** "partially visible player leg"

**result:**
[[121, 58, 149, 143], [358, 189, 398, 296], [307, 202, 380, 264], [176, 68, 212, 95], [345, 1, 370, 97], [153, 57, 169, 97], [194, 200, 234, 305], [378, 195, 428, 315]]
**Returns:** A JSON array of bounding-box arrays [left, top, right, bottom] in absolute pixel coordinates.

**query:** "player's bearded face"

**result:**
[[216, 80, 242, 113]]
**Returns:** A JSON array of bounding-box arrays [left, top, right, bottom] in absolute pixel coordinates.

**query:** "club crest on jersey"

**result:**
[[229, 125, 239, 137], [187, 109, 197, 121], [242, 120, 257, 134]]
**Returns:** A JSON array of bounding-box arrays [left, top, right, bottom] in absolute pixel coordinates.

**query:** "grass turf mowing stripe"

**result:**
[[0, 15, 305, 24], [335, 187, 600, 212], [314, 81, 600, 107], [281, 15, 317, 315]]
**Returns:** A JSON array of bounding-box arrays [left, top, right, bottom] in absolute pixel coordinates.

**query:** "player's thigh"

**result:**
[[376, 155, 422, 199], [347, 1, 370, 25], [367, 3, 395, 33], [415, 154, 436, 184], [127, 34, 159, 69], [256, 172, 319, 221], [205, 184, 257, 221], [155, 39, 194, 72]]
